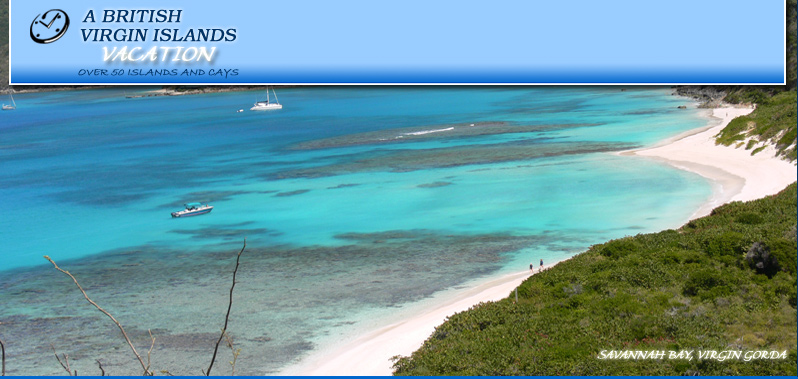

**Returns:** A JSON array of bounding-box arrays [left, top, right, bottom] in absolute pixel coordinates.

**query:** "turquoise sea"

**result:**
[[0, 87, 712, 375]]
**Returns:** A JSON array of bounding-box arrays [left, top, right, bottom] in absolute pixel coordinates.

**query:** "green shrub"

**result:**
[[597, 238, 641, 259], [767, 239, 798, 276], [683, 269, 726, 297], [736, 212, 765, 225], [704, 231, 747, 258]]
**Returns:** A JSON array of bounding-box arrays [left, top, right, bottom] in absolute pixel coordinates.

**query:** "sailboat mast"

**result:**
[[10, 91, 15, 107], [272, 87, 279, 104], [267, 87, 270, 103]]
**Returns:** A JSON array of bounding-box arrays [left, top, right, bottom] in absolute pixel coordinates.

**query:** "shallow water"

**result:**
[[0, 87, 711, 375]]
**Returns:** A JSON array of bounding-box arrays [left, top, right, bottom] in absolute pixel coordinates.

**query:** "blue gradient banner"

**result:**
[[9, 0, 787, 84]]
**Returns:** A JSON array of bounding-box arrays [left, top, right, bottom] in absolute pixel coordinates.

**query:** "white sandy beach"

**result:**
[[288, 105, 797, 376], [285, 267, 555, 376], [627, 106, 797, 219]]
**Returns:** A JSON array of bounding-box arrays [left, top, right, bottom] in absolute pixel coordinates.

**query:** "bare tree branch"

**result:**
[[44, 255, 152, 376], [51, 345, 74, 376], [205, 239, 246, 376], [96, 360, 105, 376], [224, 331, 241, 376], [146, 330, 155, 374], [1, 334, 6, 376]]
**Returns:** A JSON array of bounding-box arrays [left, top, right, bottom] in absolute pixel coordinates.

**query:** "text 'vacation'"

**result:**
[[102, 46, 216, 62]]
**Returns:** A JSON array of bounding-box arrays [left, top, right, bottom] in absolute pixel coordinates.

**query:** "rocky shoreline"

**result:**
[[4, 85, 733, 104], [0, 85, 759, 107], [672, 86, 729, 108], [4, 84, 305, 96]]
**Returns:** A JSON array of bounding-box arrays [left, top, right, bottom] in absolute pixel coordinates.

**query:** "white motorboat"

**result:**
[[171, 202, 213, 218]]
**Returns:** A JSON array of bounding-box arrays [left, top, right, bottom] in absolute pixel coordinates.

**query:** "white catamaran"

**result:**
[[250, 86, 282, 111], [2, 91, 16, 110]]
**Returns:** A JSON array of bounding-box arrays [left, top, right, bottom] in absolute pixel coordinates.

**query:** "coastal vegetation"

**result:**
[[0, 0, 8, 91], [716, 90, 797, 160], [672, 86, 797, 161], [392, 184, 797, 376]]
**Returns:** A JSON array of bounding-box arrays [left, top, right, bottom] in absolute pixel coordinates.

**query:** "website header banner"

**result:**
[[9, 0, 787, 84]]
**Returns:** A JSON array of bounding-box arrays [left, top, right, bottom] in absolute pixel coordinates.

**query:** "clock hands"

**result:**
[[43, 17, 57, 29], [41, 12, 60, 29]]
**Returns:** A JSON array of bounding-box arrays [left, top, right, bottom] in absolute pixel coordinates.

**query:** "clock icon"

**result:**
[[30, 9, 70, 44]]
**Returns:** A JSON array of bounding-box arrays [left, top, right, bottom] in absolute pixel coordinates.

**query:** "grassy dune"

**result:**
[[717, 90, 797, 161]]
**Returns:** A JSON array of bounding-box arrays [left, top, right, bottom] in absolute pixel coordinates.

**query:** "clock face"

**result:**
[[30, 9, 70, 44]]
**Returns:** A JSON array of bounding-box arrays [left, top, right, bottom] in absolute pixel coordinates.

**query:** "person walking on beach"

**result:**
[[529, 262, 534, 271], [539, 259, 544, 272]]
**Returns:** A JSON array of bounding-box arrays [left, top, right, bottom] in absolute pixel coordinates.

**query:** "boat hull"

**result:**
[[250, 104, 283, 110]]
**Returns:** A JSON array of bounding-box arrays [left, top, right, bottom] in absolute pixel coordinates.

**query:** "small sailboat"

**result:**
[[250, 86, 282, 111], [2, 90, 16, 110]]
